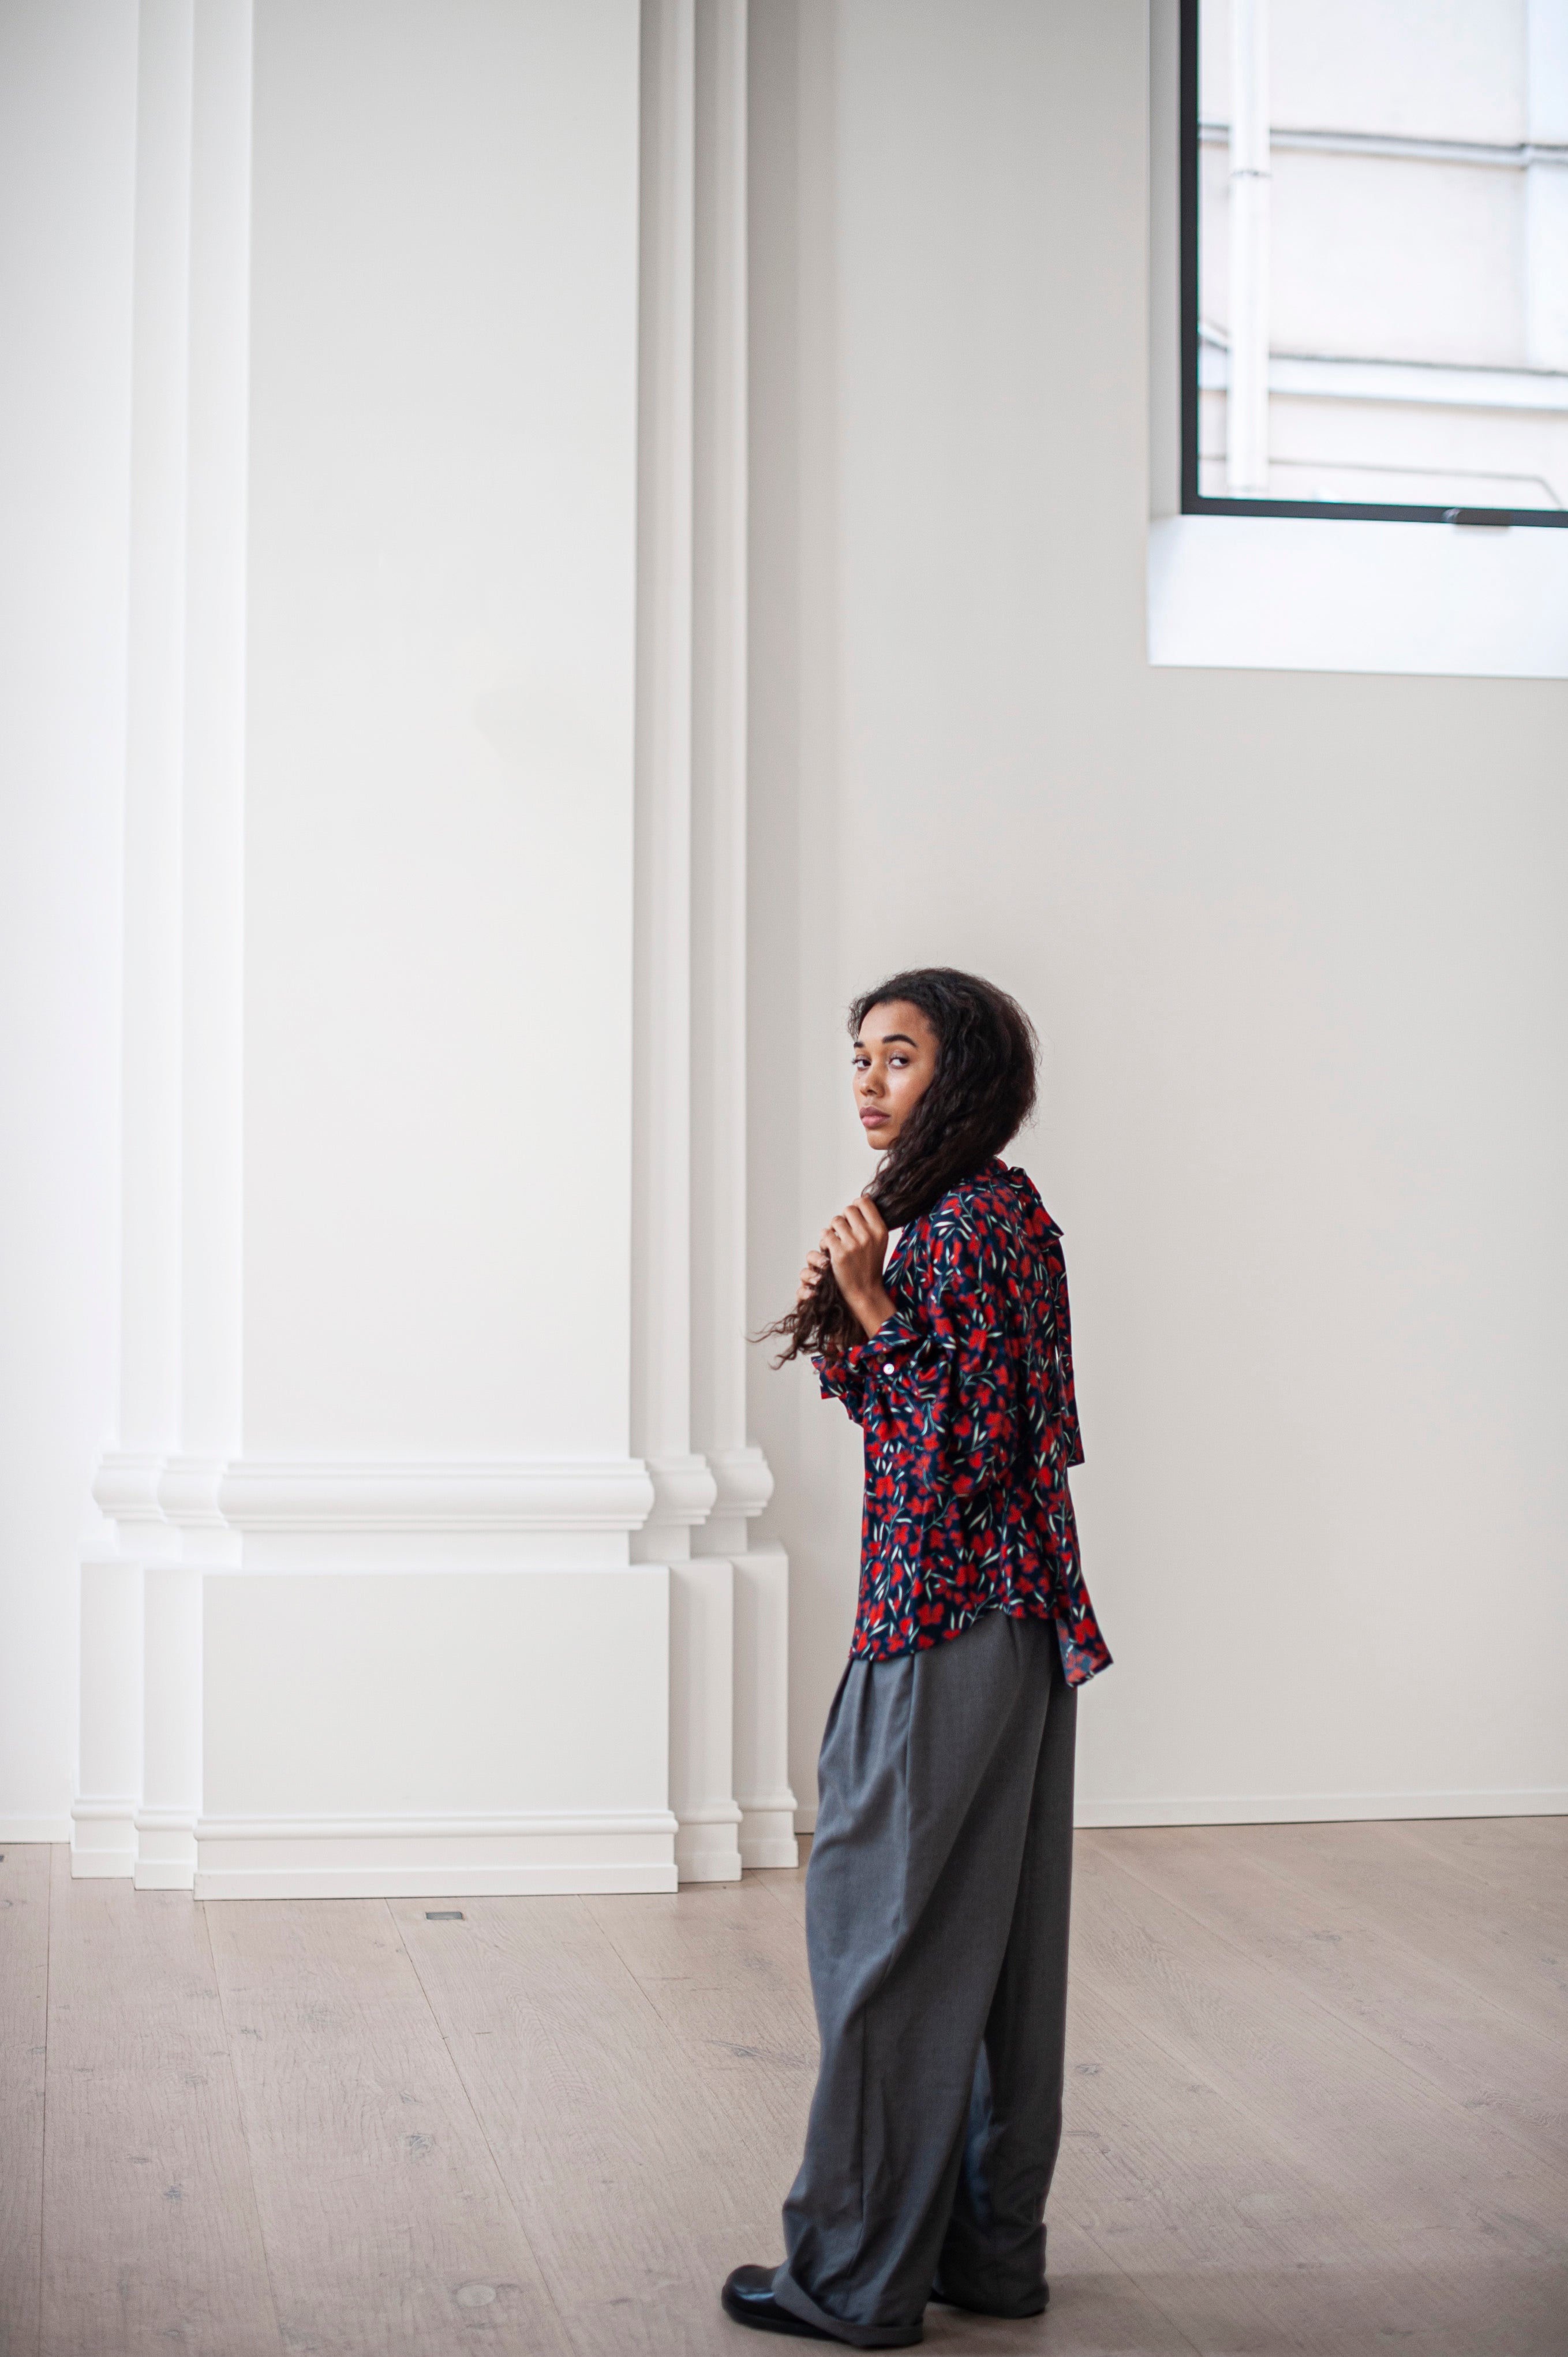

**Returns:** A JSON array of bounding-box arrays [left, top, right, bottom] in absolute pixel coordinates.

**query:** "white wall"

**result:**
[[749, 0, 1568, 1826], [0, 1, 136, 1837], [5, 0, 1563, 1855], [245, 0, 640, 1458]]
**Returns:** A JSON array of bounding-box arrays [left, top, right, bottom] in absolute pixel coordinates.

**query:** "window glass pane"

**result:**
[[1196, 0, 1568, 512]]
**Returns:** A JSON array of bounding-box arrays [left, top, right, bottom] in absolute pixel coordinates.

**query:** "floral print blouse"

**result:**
[[814, 1157, 1111, 1687]]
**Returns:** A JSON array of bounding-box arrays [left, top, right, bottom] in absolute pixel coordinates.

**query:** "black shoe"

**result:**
[[721, 2267, 838, 2339], [930, 2273, 1049, 2318]]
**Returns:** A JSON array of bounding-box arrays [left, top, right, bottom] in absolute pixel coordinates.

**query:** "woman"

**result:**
[[722, 968, 1110, 2347]]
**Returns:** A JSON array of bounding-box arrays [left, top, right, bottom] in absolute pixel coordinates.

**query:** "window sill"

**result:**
[[1147, 512, 1568, 680]]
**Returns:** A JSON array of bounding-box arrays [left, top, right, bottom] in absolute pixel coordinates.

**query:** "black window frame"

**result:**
[[1178, 0, 1568, 529]]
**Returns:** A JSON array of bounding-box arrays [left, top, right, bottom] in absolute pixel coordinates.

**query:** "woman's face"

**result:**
[[852, 998, 940, 1153]]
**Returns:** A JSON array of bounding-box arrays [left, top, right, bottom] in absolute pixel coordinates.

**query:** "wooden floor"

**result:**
[[2, 1820, 1566, 2356]]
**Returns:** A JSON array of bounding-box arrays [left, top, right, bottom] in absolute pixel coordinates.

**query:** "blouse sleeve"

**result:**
[[813, 1343, 871, 1426], [819, 1208, 1021, 1499]]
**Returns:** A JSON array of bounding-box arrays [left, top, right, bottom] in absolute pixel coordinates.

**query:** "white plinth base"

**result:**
[[193, 1811, 679, 1899], [134, 1811, 197, 1891], [70, 1798, 139, 1878], [200, 1567, 675, 1899], [675, 1816, 744, 1883], [739, 1803, 799, 1871]]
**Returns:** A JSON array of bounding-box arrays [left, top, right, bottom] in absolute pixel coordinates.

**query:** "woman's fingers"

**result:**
[[855, 1192, 888, 1241]]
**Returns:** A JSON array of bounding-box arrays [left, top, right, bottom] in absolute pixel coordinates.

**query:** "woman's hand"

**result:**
[[823, 1194, 896, 1341]]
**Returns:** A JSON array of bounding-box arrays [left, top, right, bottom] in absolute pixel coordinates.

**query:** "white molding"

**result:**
[[216, 1457, 656, 1533], [1076, 1790, 1568, 1828], [643, 1452, 720, 1529], [157, 1455, 227, 1528], [0, 1818, 72, 1844], [92, 1453, 167, 1527], [192, 1808, 679, 1899], [196, 1810, 679, 1840], [91, 1454, 662, 1568], [707, 1445, 773, 1521]]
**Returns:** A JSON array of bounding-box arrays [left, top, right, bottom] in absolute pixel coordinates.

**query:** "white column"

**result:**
[[113, 0, 193, 1502], [169, 0, 249, 1525], [691, 0, 796, 1872], [633, 0, 707, 1547], [1226, 0, 1270, 496], [133, 0, 253, 1890], [81, 0, 252, 1888], [205, 0, 663, 1900], [78, 0, 196, 1879], [635, 0, 738, 1885], [80, 0, 666, 1903], [1525, 0, 1568, 371]]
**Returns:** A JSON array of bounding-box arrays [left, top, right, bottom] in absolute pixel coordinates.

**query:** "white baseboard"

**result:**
[[192, 1809, 679, 1899], [0, 1817, 73, 1844], [1075, 1790, 1568, 1829]]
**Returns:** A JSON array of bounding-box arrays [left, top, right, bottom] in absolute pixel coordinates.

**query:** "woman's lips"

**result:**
[[860, 1107, 889, 1126]]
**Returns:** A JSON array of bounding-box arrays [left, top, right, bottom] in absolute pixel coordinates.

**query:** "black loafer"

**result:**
[[721, 2266, 838, 2338], [930, 2273, 1048, 2317]]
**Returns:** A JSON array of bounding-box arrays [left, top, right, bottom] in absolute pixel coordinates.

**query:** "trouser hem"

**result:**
[[770, 2268, 923, 2348]]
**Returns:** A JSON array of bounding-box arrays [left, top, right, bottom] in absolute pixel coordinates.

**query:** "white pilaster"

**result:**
[[691, 0, 796, 1871], [77, 0, 254, 1888], [76, 0, 197, 1880], [635, 0, 740, 1882], [178, 0, 250, 1500], [633, 0, 702, 1534], [118, 0, 192, 1470]]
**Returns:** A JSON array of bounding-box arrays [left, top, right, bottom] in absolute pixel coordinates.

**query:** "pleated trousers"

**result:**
[[773, 1607, 1077, 2347]]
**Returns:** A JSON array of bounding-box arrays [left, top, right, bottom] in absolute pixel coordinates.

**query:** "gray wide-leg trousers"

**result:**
[[773, 1609, 1076, 2348]]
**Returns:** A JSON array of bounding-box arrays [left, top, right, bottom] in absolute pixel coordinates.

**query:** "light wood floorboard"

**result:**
[[1231, 1820, 1568, 2042], [13, 1818, 1567, 2355], [205, 1896, 572, 2357], [1395, 1816, 1568, 1929], [1072, 1832, 1568, 2354], [39, 1848, 278, 2357], [392, 1887, 816, 2355], [1098, 1822, 1568, 2172], [0, 1844, 50, 2357]]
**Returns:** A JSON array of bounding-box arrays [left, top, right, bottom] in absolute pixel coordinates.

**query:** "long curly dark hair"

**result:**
[[765, 966, 1038, 1364]]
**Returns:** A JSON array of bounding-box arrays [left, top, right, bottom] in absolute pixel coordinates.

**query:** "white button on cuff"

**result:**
[[882, 1362, 895, 1375]]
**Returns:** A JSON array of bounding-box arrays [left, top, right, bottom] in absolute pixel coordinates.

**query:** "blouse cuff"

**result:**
[[841, 1309, 940, 1399]]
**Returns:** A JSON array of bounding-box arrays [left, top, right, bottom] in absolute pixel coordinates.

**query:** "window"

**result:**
[[1181, 0, 1568, 525]]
